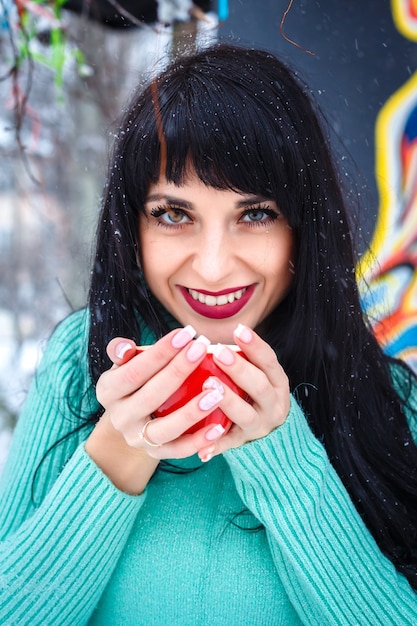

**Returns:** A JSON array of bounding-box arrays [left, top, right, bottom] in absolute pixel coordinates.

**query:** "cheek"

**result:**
[[264, 239, 295, 296], [142, 247, 165, 286], [139, 231, 162, 287], [140, 237, 183, 292], [255, 234, 294, 275]]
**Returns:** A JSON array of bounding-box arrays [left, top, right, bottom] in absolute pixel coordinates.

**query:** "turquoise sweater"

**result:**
[[0, 310, 416, 625]]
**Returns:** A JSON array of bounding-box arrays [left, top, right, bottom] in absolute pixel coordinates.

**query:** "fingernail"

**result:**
[[171, 325, 197, 349], [202, 376, 224, 394], [205, 424, 226, 441], [186, 335, 210, 362], [199, 444, 215, 463], [213, 343, 235, 365], [198, 389, 223, 411], [234, 323, 252, 344], [115, 342, 133, 359]]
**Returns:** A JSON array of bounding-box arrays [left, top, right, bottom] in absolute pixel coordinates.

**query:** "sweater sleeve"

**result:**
[[223, 395, 417, 626], [0, 311, 146, 626]]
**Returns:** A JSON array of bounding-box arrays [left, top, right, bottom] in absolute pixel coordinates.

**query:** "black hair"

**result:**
[[87, 43, 417, 588]]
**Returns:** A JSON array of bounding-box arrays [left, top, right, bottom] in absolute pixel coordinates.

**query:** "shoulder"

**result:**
[[34, 308, 91, 395], [48, 308, 89, 347], [40, 309, 89, 365]]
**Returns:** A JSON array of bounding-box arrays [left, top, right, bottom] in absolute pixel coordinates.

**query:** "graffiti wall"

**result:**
[[359, 0, 417, 370]]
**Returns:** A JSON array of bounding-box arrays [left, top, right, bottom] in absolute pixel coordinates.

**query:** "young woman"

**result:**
[[0, 44, 416, 625]]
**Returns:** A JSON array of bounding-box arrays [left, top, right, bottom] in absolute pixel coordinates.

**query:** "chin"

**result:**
[[195, 320, 245, 345]]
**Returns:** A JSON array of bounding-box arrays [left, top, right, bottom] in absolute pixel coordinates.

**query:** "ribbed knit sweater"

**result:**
[[0, 309, 416, 625]]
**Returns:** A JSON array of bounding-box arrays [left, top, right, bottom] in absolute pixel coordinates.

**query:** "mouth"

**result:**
[[179, 285, 255, 319]]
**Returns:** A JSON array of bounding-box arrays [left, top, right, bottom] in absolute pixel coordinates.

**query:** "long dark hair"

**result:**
[[87, 43, 417, 588]]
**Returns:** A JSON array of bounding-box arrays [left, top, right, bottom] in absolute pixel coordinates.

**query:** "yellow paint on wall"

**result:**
[[358, 70, 417, 278], [391, 0, 417, 40]]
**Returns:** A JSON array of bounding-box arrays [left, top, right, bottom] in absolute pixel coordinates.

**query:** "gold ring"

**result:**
[[139, 419, 161, 447]]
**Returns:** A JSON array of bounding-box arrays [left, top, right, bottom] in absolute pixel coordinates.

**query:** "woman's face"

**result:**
[[139, 172, 295, 344]]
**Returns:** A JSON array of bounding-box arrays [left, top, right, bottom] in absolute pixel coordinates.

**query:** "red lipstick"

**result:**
[[179, 285, 255, 319]]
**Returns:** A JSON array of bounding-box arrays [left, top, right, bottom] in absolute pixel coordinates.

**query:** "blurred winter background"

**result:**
[[0, 0, 219, 471], [2, 0, 417, 473]]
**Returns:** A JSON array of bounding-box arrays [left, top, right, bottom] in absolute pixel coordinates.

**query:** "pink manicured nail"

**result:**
[[199, 445, 215, 463], [234, 323, 253, 344], [202, 376, 225, 394], [205, 424, 226, 441], [186, 335, 210, 362], [115, 342, 133, 359], [171, 325, 197, 349], [213, 343, 235, 365], [198, 389, 223, 411]]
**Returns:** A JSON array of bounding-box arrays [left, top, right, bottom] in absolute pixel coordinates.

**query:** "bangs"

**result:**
[[119, 45, 323, 229], [156, 79, 282, 197]]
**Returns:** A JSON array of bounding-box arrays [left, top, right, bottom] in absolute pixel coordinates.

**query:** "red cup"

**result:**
[[137, 345, 250, 434]]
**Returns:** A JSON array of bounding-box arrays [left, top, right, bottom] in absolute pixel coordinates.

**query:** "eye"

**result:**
[[240, 205, 279, 225], [162, 209, 187, 224], [150, 206, 191, 227], [242, 209, 268, 222]]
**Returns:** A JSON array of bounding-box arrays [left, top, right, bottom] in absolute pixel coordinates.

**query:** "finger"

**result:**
[[212, 345, 272, 407], [102, 335, 213, 438], [206, 379, 259, 432], [212, 340, 289, 408], [124, 335, 213, 416], [97, 326, 197, 404], [141, 419, 227, 461], [201, 372, 289, 443], [107, 337, 137, 365], [233, 324, 288, 389], [197, 415, 269, 462], [135, 385, 226, 447], [198, 443, 217, 463], [219, 359, 289, 432], [197, 424, 246, 462]]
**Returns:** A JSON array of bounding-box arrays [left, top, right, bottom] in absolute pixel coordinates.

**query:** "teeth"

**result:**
[[188, 288, 246, 307]]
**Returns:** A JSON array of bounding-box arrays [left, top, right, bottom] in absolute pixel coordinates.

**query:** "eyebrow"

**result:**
[[235, 196, 271, 208], [145, 193, 271, 209], [145, 194, 193, 209]]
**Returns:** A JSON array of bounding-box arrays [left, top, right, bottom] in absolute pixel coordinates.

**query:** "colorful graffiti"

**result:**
[[359, 0, 417, 371], [391, 0, 417, 40]]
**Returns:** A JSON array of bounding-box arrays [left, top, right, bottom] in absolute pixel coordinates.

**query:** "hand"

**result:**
[[197, 324, 290, 462], [86, 326, 229, 493]]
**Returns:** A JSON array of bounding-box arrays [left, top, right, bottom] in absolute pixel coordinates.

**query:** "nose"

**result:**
[[191, 228, 236, 285]]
